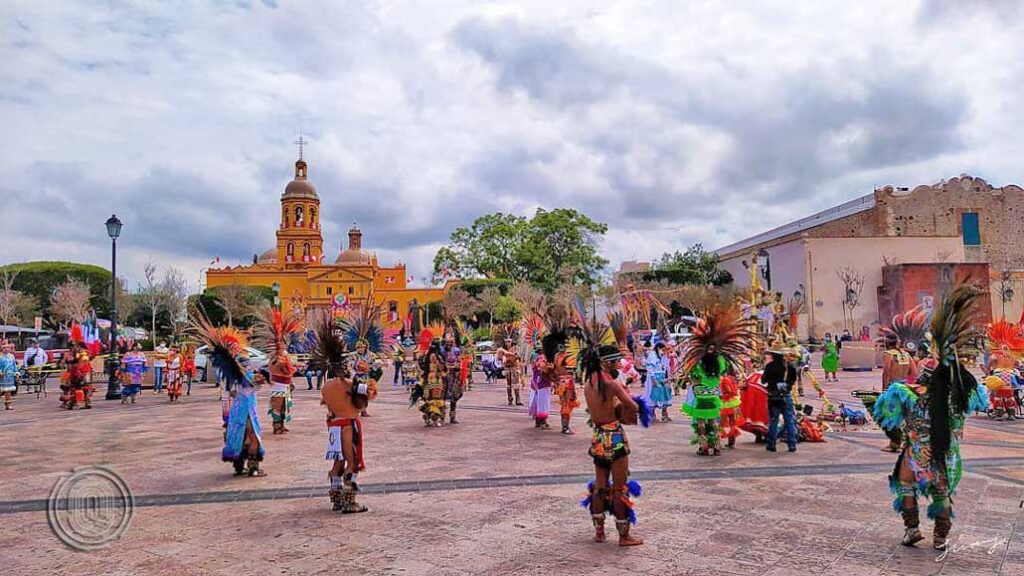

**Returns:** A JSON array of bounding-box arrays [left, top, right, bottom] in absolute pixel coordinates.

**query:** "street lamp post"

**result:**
[[104, 214, 123, 400]]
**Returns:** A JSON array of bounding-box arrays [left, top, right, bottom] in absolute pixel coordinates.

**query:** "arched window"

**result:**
[[310, 207, 317, 228], [287, 243, 294, 258], [282, 208, 290, 228], [295, 206, 304, 225], [302, 242, 311, 260]]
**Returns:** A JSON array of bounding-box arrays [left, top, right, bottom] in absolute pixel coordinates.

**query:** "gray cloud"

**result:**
[[0, 0, 1020, 285]]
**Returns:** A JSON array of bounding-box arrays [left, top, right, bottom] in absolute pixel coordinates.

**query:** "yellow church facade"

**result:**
[[206, 156, 447, 327]]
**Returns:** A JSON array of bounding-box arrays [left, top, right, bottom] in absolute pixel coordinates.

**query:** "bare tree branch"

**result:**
[[50, 276, 92, 328]]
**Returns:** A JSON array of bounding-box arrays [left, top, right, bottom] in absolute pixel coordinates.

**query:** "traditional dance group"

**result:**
[[10, 278, 1009, 552]]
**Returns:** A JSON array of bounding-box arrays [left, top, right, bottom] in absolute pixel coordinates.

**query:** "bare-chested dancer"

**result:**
[[583, 345, 643, 547]]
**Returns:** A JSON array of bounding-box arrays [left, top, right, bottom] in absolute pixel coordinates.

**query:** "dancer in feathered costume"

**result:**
[[718, 371, 746, 448], [985, 320, 1023, 420], [440, 330, 463, 424], [531, 305, 570, 430], [342, 297, 388, 418], [876, 309, 927, 450], [313, 311, 372, 513], [493, 324, 523, 406], [573, 315, 650, 547], [873, 284, 990, 550], [191, 309, 267, 476], [680, 305, 755, 455], [254, 305, 303, 434], [415, 338, 448, 426], [398, 338, 421, 391], [59, 326, 94, 410]]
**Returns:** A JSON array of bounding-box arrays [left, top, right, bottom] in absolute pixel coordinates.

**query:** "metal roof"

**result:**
[[0, 325, 52, 334], [715, 192, 876, 257]]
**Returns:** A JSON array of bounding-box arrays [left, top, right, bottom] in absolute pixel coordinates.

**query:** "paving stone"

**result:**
[[1, 367, 1021, 575]]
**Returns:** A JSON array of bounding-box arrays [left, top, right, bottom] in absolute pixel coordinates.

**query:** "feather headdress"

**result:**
[[607, 310, 629, 354], [309, 309, 347, 378], [878, 307, 929, 351], [341, 294, 392, 354], [987, 319, 1024, 359], [926, 283, 982, 468], [492, 322, 519, 345], [681, 304, 755, 373], [566, 316, 616, 378], [189, 307, 249, 389], [252, 304, 303, 374], [521, 314, 545, 350], [540, 303, 571, 363]]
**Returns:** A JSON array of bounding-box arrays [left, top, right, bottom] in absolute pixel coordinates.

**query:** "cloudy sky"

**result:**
[[1, 0, 1022, 289]]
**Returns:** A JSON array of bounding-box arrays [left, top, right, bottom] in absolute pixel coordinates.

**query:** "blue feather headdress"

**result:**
[[341, 293, 392, 354]]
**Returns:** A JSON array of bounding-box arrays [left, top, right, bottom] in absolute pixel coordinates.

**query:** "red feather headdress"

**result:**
[[253, 305, 303, 378]]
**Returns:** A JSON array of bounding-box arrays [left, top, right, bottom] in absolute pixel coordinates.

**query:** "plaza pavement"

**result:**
[[0, 364, 1022, 576]]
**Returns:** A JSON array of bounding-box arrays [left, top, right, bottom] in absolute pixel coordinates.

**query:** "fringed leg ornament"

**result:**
[[929, 490, 953, 550], [329, 474, 344, 511], [591, 513, 606, 543], [340, 472, 368, 514], [892, 479, 923, 546]]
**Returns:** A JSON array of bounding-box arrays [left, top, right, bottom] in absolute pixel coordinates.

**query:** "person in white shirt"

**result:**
[[22, 339, 48, 369], [153, 342, 169, 393]]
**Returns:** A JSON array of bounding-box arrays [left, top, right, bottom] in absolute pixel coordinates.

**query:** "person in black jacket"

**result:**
[[762, 351, 797, 452]]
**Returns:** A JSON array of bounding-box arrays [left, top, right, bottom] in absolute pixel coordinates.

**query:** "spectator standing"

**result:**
[[153, 341, 169, 393], [22, 339, 48, 369], [763, 351, 798, 453]]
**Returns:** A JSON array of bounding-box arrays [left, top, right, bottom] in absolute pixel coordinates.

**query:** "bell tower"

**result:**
[[276, 141, 324, 267]]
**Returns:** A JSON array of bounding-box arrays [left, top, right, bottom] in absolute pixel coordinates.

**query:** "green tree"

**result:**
[[433, 213, 528, 281], [520, 208, 608, 290], [433, 208, 608, 291], [0, 262, 114, 322], [648, 243, 733, 286], [491, 295, 523, 324]]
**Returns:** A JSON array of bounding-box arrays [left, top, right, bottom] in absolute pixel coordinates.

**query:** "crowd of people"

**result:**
[[1, 279, 1017, 554]]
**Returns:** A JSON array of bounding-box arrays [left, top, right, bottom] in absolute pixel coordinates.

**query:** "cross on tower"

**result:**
[[293, 131, 308, 160]]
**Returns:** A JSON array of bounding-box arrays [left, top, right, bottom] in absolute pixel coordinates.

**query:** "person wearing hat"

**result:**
[[582, 344, 644, 547], [763, 350, 798, 453], [497, 338, 524, 406]]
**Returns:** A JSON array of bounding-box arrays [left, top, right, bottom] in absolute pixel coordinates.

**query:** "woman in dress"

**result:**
[[120, 343, 147, 403]]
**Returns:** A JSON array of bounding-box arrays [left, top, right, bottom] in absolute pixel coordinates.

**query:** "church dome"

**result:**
[[334, 223, 372, 265], [257, 248, 277, 264], [282, 159, 318, 200], [335, 249, 373, 265]]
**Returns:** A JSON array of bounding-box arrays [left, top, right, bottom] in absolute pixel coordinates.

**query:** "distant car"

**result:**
[[194, 345, 269, 382], [667, 332, 692, 343]]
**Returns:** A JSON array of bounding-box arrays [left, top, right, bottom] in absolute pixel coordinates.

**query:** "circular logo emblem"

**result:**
[[47, 466, 133, 551]]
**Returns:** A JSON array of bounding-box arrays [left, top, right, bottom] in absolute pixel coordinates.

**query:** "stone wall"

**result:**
[[719, 174, 1024, 273]]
